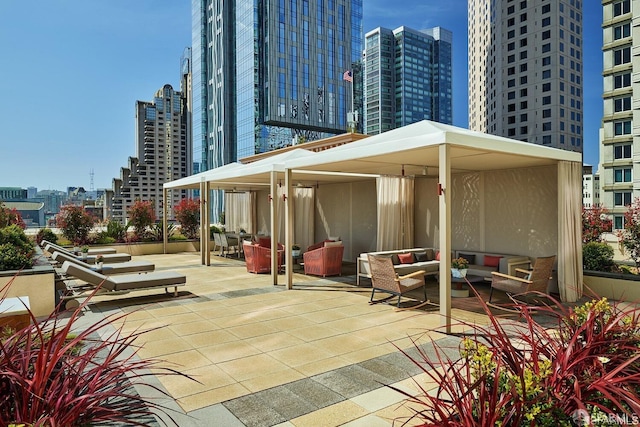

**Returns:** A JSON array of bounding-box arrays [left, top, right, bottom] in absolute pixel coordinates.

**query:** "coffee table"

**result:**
[[439, 274, 488, 297]]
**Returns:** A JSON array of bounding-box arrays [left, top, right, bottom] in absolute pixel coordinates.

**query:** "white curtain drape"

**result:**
[[558, 161, 583, 302], [224, 192, 254, 234], [376, 176, 414, 251], [276, 186, 314, 248]]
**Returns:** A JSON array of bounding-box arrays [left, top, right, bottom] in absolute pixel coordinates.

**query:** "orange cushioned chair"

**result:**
[[303, 241, 344, 277], [243, 241, 284, 274]]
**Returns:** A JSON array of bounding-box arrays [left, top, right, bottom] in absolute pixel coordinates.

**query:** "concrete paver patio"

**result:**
[[68, 252, 488, 426]]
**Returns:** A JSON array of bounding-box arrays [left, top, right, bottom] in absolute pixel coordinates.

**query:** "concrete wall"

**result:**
[[0, 267, 56, 318]]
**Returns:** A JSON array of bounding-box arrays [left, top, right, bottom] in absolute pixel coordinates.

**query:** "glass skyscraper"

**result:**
[[192, 0, 363, 174], [364, 26, 453, 135]]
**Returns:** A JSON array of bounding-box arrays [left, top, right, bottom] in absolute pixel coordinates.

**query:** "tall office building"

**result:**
[[192, 0, 363, 174], [364, 26, 453, 135], [109, 76, 192, 223], [601, 0, 635, 229], [468, 0, 583, 152]]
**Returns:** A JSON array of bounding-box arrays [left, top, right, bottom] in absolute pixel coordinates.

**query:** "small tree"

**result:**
[[619, 197, 640, 267], [582, 205, 612, 244], [0, 203, 25, 230], [55, 205, 95, 245], [174, 198, 200, 239], [127, 200, 156, 241]]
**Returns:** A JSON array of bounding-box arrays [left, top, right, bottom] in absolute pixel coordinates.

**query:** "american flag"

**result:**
[[343, 70, 353, 82]]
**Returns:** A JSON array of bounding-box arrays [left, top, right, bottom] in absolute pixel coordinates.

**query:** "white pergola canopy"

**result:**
[[163, 120, 583, 329]]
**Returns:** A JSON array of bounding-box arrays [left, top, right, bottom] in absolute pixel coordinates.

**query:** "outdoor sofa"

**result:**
[[357, 248, 439, 286], [454, 250, 531, 278]]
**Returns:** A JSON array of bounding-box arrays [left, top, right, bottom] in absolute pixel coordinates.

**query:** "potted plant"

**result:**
[[451, 257, 469, 278], [292, 244, 301, 257], [81, 246, 89, 260], [95, 254, 104, 271]]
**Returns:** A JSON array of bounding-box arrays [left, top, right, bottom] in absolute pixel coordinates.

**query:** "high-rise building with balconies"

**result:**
[[108, 57, 192, 224], [600, 0, 635, 229], [468, 0, 583, 152]]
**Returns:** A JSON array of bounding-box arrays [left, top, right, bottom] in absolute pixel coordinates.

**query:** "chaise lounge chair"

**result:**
[[60, 261, 186, 308], [44, 244, 132, 264], [51, 251, 155, 275], [41, 240, 117, 255]]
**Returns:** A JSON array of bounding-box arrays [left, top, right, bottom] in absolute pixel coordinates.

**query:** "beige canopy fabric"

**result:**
[[163, 120, 584, 324]]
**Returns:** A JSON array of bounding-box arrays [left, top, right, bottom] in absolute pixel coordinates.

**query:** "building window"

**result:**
[[508, 54, 515, 63], [542, 43, 551, 53], [542, 135, 552, 144], [614, 97, 632, 112], [614, 215, 625, 230], [542, 83, 551, 92], [614, 47, 631, 65], [508, 30, 515, 39], [543, 122, 551, 131], [508, 128, 516, 136], [614, 144, 632, 159], [520, 126, 528, 134], [542, 56, 551, 66], [520, 63, 527, 72], [614, 168, 632, 183], [508, 66, 515, 75], [508, 103, 516, 112], [508, 115, 516, 124], [520, 88, 527, 97], [543, 109, 551, 118], [542, 4, 551, 13], [542, 17, 551, 27], [614, 120, 632, 135], [614, 23, 631, 40], [508, 42, 515, 51], [520, 101, 528, 109], [520, 113, 528, 121], [613, 0, 631, 17], [520, 25, 527, 35], [614, 192, 632, 207], [508, 91, 516, 100], [520, 50, 527, 60], [542, 96, 551, 105], [614, 73, 631, 89], [508, 79, 516, 87], [542, 30, 551, 40]]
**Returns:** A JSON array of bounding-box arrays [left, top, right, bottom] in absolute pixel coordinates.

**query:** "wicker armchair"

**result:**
[[303, 244, 344, 277], [489, 255, 556, 303], [367, 254, 427, 307], [243, 241, 284, 274]]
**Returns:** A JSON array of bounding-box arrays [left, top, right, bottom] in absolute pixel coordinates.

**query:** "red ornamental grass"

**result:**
[[389, 289, 640, 426], [0, 277, 194, 426]]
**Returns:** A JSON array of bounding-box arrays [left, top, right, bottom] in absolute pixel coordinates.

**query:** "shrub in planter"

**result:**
[[127, 200, 156, 241], [0, 243, 34, 271], [174, 198, 200, 239], [391, 292, 640, 425], [583, 241, 615, 272], [56, 205, 96, 245], [0, 278, 191, 425], [35, 227, 58, 246], [104, 218, 128, 243]]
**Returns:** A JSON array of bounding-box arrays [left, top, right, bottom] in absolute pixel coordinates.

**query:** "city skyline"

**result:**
[[0, 1, 602, 191]]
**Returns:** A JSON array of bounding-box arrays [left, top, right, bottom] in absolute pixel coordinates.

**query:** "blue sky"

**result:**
[[0, 1, 601, 192]]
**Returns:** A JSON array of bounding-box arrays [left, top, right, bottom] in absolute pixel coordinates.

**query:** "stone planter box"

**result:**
[[583, 270, 640, 301], [106, 240, 200, 256], [0, 248, 56, 318]]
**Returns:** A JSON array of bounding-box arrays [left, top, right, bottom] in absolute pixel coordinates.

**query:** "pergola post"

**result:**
[[270, 170, 279, 286], [163, 188, 168, 254], [285, 168, 293, 289], [439, 144, 452, 333], [204, 181, 211, 266], [199, 179, 207, 265]]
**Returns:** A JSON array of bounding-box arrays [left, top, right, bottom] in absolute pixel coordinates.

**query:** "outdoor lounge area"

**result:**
[[66, 250, 525, 426]]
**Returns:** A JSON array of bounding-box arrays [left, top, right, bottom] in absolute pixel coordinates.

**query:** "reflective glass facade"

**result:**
[[364, 26, 452, 135], [193, 0, 363, 167]]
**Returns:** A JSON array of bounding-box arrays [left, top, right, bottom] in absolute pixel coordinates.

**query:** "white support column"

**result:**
[[285, 168, 294, 289], [163, 188, 169, 254], [204, 181, 211, 266], [439, 144, 452, 333], [199, 180, 206, 265], [270, 170, 279, 286]]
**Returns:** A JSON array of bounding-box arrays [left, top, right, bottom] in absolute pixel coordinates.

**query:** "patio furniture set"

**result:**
[[41, 240, 187, 309]]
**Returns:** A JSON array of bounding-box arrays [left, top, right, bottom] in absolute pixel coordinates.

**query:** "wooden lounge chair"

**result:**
[[489, 255, 556, 303], [44, 244, 131, 264], [367, 254, 427, 308], [41, 240, 117, 255], [60, 261, 186, 307], [51, 251, 155, 275]]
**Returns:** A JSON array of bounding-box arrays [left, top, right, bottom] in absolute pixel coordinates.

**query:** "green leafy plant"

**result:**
[[0, 225, 34, 271], [148, 222, 175, 242], [103, 218, 128, 243], [391, 292, 640, 425], [210, 223, 224, 237], [451, 257, 469, 269], [127, 200, 156, 241], [582, 241, 615, 272], [55, 205, 96, 245], [0, 276, 192, 426], [174, 198, 200, 240], [35, 228, 58, 246]]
